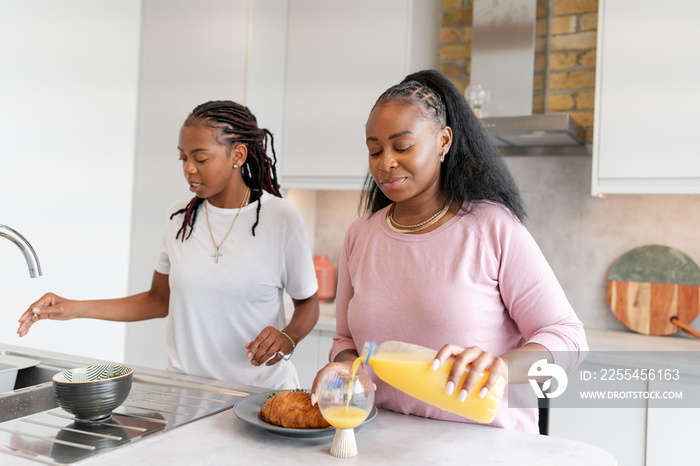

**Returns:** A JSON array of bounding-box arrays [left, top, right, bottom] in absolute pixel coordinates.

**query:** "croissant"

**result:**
[[260, 391, 330, 429]]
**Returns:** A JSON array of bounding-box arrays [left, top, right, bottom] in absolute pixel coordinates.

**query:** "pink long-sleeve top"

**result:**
[[330, 201, 588, 433]]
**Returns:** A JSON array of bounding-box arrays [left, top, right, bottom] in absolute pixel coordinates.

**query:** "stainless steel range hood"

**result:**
[[470, 0, 588, 155]]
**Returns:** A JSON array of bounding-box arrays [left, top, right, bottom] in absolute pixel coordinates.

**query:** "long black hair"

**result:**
[[360, 69, 526, 222], [171, 100, 282, 239]]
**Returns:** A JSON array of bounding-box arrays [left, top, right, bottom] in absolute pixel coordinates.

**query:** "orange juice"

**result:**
[[321, 405, 370, 429], [358, 341, 505, 424]]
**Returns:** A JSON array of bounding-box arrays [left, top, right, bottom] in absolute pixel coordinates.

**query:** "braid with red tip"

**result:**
[[170, 100, 282, 240]]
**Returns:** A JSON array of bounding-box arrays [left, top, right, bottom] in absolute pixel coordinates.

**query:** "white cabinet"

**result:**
[[547, 357, 700, 466], [547, 361, 647, 466], [279, 0, 440, 190], [591, 0, 700, 195], [645, 375, 700, 465], [294, 328, 334, 388], [549, 406, 647, 466]]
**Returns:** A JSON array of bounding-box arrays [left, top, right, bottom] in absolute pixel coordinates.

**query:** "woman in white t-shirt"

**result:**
[[18, 100, 319, 389]]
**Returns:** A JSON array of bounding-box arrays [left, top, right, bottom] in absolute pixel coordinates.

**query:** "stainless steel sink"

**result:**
[[0, 347, 259, 465], [0, 352, 76, 424]]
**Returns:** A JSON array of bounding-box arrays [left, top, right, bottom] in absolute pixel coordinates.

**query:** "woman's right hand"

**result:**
[[17, 293, 79, 337]]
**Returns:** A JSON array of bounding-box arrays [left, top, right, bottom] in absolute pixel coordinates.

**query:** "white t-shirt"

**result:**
[[155, 191, 318, 389]]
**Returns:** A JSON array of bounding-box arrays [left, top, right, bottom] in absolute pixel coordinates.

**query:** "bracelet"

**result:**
[[280, 331, 296, 360]]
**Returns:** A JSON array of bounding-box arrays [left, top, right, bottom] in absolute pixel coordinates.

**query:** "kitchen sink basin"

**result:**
[[0, 384, 57, 424], [13, 363, 64, 390], [0, 346, 259, 465], [0, 350, 77, 424]]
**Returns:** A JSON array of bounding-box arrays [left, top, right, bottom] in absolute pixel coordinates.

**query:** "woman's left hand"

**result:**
[[245, 326, 295, 366], [433, 344, 507, 401]]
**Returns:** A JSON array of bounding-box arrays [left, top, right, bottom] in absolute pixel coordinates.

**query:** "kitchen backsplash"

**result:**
[[290, 156, 700, 336]]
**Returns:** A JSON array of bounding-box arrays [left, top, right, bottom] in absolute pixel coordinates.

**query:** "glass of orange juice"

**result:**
[[317, 366, 374, 458]]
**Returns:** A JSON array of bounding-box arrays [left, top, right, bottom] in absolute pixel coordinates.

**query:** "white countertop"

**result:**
[[8, 325, 696, 465], [0, 336, 619, 466], [586, 327, 700, 352], [2, 405, 617, 466], [307, 304, 700, 354], [584, 327, 700, 376], [314, 303, 336, 332]]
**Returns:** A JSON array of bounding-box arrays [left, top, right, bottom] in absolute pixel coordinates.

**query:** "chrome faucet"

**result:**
[[0, 225, 42, 278]]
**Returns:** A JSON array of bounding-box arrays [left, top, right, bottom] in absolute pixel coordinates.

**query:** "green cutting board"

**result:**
[[607, 245, 700, 335]]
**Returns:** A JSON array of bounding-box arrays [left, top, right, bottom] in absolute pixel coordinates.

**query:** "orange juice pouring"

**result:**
[[356, 341, 505, 424], [317, 366, 375, 457]]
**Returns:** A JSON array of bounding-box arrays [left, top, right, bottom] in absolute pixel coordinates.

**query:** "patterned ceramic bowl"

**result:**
[[52, 364, 133, 422]]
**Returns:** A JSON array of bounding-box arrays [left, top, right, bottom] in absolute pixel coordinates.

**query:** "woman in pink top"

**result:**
[[313, 70, 587, 433]]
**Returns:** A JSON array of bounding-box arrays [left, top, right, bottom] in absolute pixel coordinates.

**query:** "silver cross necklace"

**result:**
[[204, 187, 250, 263]]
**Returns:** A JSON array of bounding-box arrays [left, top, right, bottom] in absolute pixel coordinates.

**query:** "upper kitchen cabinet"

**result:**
[[278, 0, 439, 190], [591, 0, 700, 195]]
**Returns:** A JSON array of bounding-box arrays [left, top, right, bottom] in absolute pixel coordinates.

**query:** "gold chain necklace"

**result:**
[[204, 187, 250, 263], [386, 199, 452, 233]]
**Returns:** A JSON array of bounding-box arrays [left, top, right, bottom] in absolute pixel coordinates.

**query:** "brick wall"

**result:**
[[439, 0, 598, 143]]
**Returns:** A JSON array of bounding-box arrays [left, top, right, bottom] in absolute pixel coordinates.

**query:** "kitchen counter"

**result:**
[[9, 327, 691, 465], [0, 342, 617, 465], [3, 404, 616, 465], [586, 326, 700, 351], [314, 302, 337, 332], [585, 327, 700, 375], [307, 305, 700, 355], [285, 301, 336, 332]]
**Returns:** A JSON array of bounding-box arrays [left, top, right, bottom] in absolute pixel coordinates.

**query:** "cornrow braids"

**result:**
[[375, 79, 447, 128], [361, 70, 526, 222], [171, 100, 282, 240]]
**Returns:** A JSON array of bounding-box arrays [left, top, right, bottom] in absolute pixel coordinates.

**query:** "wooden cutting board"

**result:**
[[607, 245, 700, 336]]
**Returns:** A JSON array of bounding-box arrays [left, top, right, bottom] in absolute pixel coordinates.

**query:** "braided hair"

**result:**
[[360, 69, 526, 222], [170, 100, 282, 239]]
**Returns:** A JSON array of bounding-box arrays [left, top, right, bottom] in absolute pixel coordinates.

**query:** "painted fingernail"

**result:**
[[445, 381, 455, 396], [479, 387, 488, 398], [458, 389, 468, 402], [430, 359, 440, 371], [310, 393, 317, 406]]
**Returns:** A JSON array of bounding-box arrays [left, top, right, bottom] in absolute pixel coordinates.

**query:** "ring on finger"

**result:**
[[276, 351, 285, 358], [32, 314, 39, 321]]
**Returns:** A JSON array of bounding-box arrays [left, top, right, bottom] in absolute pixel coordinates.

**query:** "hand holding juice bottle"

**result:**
[[357, 341, 505, 424], [313, 340, 506, 425]]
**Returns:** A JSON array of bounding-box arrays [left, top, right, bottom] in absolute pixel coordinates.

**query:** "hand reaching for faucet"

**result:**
[[17, 272, 171, 337], [17, 293, 79, 337]]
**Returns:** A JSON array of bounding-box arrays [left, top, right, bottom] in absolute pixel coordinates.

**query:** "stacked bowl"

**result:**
[[52, 364, 133, 422]]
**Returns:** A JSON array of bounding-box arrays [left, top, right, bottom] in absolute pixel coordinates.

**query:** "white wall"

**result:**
[[123, 0, 440, 369], [0, 0, 141, 361], [0, 0, 441, 369]]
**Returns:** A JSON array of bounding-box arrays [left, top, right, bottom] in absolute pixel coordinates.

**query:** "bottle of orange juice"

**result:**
[[357, 341, 505, 424]]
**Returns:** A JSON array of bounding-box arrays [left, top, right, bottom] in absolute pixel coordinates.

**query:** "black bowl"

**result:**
[[52, 365, 133, 422]]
